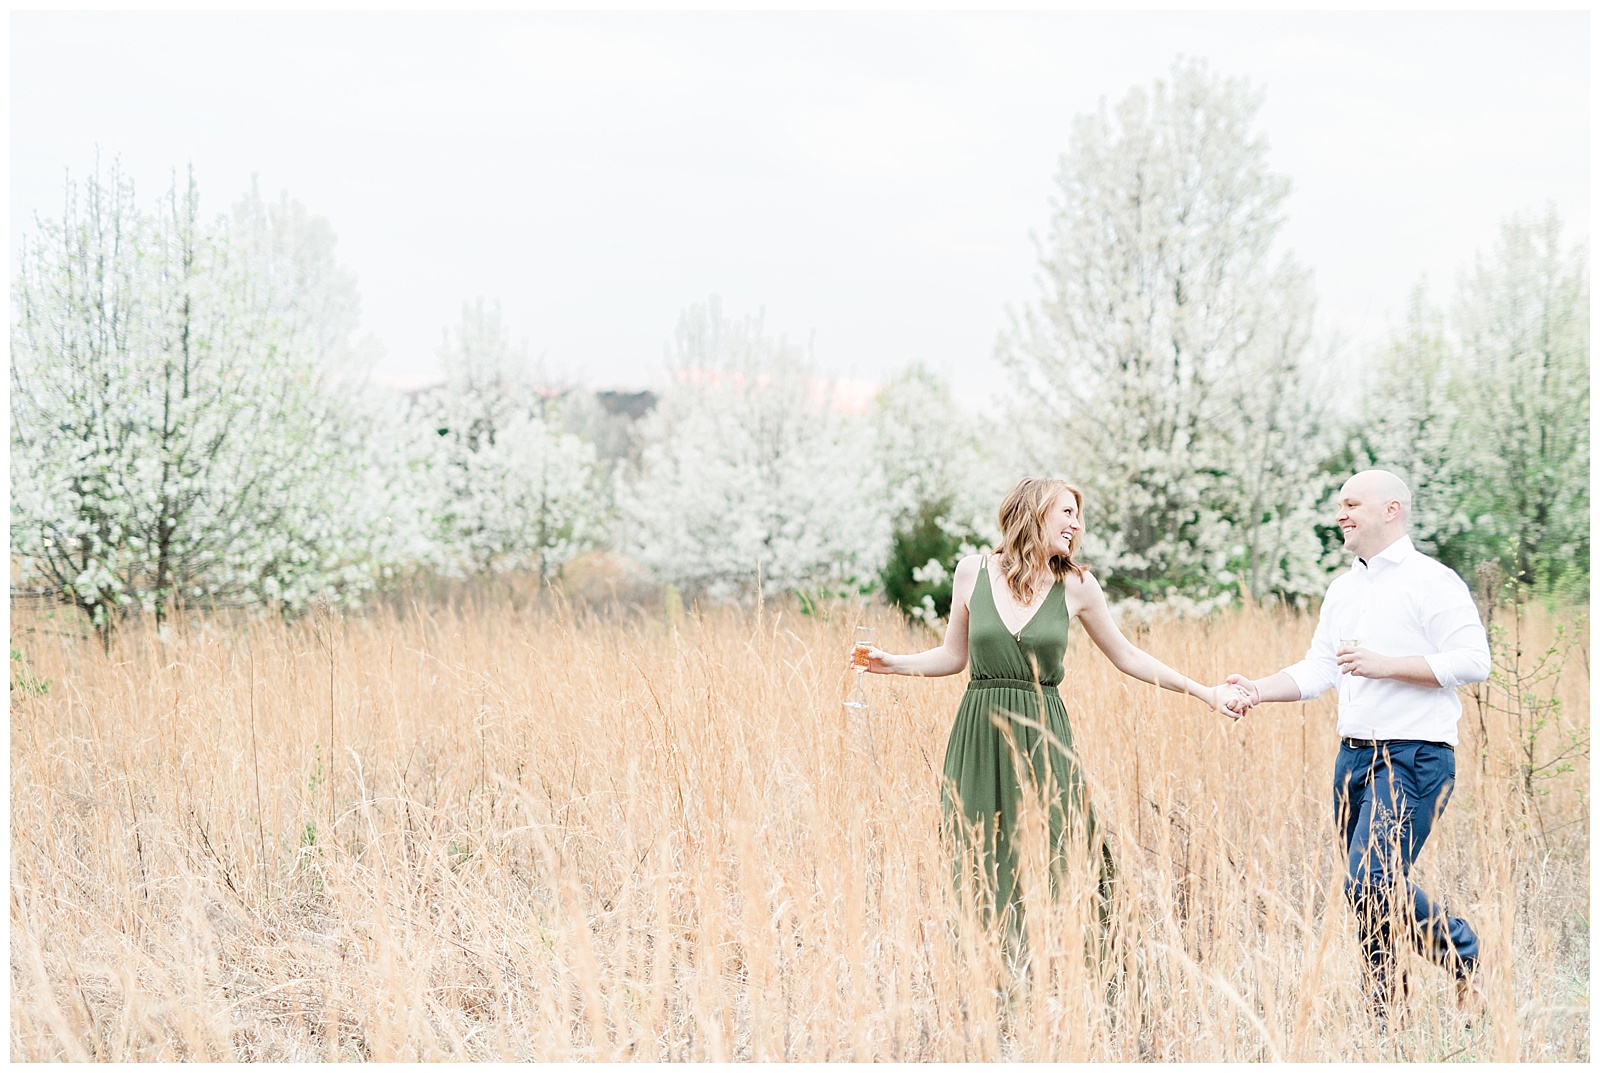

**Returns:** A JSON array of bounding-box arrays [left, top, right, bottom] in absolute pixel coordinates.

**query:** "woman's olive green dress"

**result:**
[[942, 559, 1113, 934]]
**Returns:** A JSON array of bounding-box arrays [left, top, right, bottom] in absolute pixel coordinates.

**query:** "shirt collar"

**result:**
[[1356, 533, 1414, 571]]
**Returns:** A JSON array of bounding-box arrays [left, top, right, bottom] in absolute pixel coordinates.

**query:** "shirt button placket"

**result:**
[[1347, 565, 1373, 731]]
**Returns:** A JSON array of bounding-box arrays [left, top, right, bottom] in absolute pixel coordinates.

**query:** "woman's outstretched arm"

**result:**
[[864, 554, 980, 678], [1071, 571, 1219, 709]]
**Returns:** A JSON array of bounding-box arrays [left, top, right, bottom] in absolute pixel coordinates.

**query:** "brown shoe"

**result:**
[[1455, 964, 1489, 1024]]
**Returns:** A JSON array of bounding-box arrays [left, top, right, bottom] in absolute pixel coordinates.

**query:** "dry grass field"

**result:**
[[9, 588, 1590, 1061]]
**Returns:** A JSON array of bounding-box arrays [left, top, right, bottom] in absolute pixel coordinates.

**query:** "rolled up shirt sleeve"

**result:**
[[1281, 614, 1341, 701], [1421, 576, 1491, 688]]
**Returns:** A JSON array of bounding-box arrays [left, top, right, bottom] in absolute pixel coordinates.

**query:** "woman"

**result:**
[[862, 477, 1238, 937]]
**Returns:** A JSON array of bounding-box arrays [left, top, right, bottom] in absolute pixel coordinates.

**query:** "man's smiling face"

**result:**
[[1334, 472, 1402, 561]]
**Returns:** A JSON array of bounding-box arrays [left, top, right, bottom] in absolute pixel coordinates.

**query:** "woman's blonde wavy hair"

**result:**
[[995, 477, 1086, 605]]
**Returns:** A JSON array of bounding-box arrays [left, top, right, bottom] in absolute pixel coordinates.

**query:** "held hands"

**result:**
[[1198, 680, 1254, 719], [1218, 674, 1261, 719]]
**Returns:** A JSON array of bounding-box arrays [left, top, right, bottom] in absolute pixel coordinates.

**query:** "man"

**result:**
[[1223, 469, 1489, 1026]]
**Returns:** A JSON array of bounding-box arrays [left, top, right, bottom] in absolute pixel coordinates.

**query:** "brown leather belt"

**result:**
[[1341, 737, 1453, 752]]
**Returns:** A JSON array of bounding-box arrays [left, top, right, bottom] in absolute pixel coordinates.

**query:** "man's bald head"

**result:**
[[1335, 470, 1412, 559], [1343, 470, 1412, 522]]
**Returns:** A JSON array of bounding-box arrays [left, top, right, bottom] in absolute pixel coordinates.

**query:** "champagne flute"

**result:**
[[1339, 636, 1361, 705], [844, 626, 875, 709]]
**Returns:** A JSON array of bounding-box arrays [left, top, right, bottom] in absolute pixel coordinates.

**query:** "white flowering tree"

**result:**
[[1363, 208, 1589, 592], [1450, 208, 1589, 591], [423, 300, 606, 579], [872, 365, 1007, 537], [10, 164, 384, 645], [230, 177, 363, 372], [1358, 289, 1463, 557], [999, 58, 1333, 602], [336, 382, 449, 587], [872, 365, 1016, 623], [621, 299, 888, 603]]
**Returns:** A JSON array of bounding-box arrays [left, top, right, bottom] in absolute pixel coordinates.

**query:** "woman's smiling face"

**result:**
[[1046, 490, 1082, 558]]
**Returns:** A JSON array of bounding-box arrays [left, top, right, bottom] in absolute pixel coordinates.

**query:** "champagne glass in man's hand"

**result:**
[[1331, 639, 1369, 681]]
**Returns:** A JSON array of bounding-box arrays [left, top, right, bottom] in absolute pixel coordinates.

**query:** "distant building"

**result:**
[[581, 390, 658, 466], [370, 374, 873, 468], [595, 390, 658, 420]]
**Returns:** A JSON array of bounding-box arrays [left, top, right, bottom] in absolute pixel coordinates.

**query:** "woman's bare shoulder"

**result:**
[[1061, 567, 1105, 612], [947, 554, 984, 616], [1062, 566, 1102, 593], [953, 554, 987, 594]]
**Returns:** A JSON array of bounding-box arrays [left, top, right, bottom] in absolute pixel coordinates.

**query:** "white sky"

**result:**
[[10, 10, 1590, 403]]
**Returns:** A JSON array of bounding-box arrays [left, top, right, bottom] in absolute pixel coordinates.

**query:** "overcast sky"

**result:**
[[10, 10, 1589, 402]]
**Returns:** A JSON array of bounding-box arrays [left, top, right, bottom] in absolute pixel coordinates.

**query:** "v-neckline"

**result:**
[[984, 560, 1057, 640]]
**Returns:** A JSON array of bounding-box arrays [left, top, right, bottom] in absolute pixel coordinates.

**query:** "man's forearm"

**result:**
[[1365, 653, 1441, 688], [1337, 646, 1445, 687], [1250, 671, 1304, 704]]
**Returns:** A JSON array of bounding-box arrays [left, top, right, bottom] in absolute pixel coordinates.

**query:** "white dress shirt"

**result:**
[[1282, 534, 1491, 746]]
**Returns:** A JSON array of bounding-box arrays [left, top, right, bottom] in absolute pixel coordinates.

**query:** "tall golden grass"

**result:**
[[8, 590, 1589, 1060]]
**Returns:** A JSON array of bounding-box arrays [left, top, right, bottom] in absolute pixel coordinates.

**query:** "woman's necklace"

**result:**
[[1003, 557, 1049, 609]]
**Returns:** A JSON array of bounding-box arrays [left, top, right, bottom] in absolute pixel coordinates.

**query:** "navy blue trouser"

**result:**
[[1333, 740, 1479, 984]]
